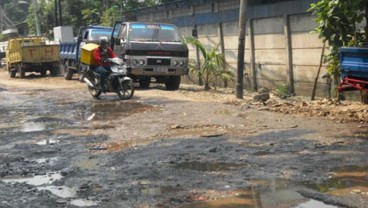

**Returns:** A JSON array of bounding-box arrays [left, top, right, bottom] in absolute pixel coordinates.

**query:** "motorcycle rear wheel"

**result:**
[[118, 80, 134, 100]]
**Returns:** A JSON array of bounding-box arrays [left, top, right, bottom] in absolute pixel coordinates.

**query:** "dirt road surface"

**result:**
[[0, 69, 367, 208]]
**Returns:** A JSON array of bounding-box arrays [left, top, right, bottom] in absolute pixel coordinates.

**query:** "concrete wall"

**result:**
[[135, 0, 329, 97]]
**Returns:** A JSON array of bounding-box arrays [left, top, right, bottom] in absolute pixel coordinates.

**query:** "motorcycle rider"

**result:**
[[92, 36, 116, 91]]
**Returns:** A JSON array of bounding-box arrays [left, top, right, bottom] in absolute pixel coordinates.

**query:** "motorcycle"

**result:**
[[83, 57, 135, 100]]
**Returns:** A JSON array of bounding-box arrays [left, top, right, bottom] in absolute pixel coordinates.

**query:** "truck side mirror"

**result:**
[[77, 36, 82, 42]]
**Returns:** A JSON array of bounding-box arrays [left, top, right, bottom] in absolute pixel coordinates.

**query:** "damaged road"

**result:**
[[0, 71, 367, 208]]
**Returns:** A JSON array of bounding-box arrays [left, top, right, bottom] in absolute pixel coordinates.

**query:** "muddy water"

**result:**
[[88, 101, 153, 120], [180, 165, 368, 208]]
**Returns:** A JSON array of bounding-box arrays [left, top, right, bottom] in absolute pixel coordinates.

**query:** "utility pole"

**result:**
[[33, 0, 41, 35], [54, 0, 58, 26], [58, 0, 62, 26], [236, 0, 248, 99]]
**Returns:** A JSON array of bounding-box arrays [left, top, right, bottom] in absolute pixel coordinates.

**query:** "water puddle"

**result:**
[[70, 199, 99, 207], [180, 185, 336, 208], [175, 161, 245, 172], [106, 139, 153, 151], [72, 158, 100, 169], [21, 122, 47, 132], [89, 101, 153, 120], [312, 165, 368, 196], [1, 171, 62, 186], [35, 138, 60, 145], [34, 157, 58, 164], [37, 186, 77, 198], [19, 117, 71, 133], [141, 186, 181, 196], [88, 139, 155, 153], [252, 150, 274, 156], [180, 166, 368, 207]]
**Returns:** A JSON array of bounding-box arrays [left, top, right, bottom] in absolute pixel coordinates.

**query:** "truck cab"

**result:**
[[111, 22, 188, 90], [60, 25, 112, 80]]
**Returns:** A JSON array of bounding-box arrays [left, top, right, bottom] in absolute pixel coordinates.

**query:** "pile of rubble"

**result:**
[[262, 97, 368, 124]]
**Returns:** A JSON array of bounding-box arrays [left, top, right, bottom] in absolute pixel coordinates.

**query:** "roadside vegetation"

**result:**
[[308, 0, 368, 83], [0, 0, 178, 40], [184, 37, 234, 90]]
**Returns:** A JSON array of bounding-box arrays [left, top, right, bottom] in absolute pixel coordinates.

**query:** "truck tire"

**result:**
[[8, 69, 16, 78], [360, 91, 368, 104], [17, 64, 25, 78], [165, 76, 181, 91], [50, 67, 59, 77], [40, 69, 47, 77], [139, 77, 150, 89], [64, 68, 73, 80]]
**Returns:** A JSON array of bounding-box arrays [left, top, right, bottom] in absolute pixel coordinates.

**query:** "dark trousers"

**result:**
[[96, 66, 108, 90]]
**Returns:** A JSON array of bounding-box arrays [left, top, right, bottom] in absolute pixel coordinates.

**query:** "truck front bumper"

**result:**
[[129, 67, 188, 76]]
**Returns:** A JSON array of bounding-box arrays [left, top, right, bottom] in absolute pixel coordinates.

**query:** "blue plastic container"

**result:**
[[340, 47, 368, 80]]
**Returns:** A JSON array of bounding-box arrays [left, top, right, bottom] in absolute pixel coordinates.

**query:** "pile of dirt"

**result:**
[[263, 98, 368, 124], [175, 85, 368, 124]]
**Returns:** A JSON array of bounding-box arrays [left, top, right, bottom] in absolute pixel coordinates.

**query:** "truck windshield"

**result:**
[[90, 29, 113, 41], [128, 23, 181, 42]]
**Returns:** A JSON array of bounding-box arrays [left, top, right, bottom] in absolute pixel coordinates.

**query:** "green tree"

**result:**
[[185, 37, 234, 90], [309, 0, 368, 79], [26, 0, 54, 38]]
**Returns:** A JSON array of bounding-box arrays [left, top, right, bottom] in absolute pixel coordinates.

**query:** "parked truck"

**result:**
[[110, 21, 189, 90], [59, 25, 113, 80], [6, 36, 60, 78]]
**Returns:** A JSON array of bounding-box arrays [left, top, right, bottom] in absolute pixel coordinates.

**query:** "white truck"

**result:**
[[110, 22, 189, 90]]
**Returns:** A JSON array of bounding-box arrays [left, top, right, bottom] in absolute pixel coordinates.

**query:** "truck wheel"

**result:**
[[139, 77, 150, 89], [64, 68, 73, 80], [165, 76, 181, 91], [8, 69, 16, 78], [17, 64, 25, 78], [360, 91, 368, 104], [40, 69, 47, 77], [50, 67, 59, 77]]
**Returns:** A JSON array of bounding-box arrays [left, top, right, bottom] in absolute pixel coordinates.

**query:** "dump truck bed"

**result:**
[[340, 47, 368, 80], [6, 37, 59, 65], [8, 45, 59, 63]]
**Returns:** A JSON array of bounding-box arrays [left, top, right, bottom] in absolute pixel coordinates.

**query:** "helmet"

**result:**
[[99, 36, 109, 45]]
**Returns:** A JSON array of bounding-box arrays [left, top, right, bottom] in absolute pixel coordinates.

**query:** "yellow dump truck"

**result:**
[[6, 36, 60, 78]]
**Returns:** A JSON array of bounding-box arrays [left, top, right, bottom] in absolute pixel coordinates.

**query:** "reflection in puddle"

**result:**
[[34, 157, 58, 164], [175, 161, 245, 172], [89, 101, 152, 120], [313, 165, 368, 196], [179, 165, 368, 208], [37, 186, 76, 198], [72, 158, 100, 169], [180, 186, 337, 208], [20, 119, 68, 133], [1, 172, 63, 186], [295, 199, 337, 208], [36, 138, 60, 145], [141, 186, 180, 196], [21, 122, 46, 132], [70, 199, 99, 207]]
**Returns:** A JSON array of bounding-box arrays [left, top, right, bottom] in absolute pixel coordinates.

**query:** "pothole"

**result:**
[[174, 161, 245, 172], [1, 171, 63, 186]]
